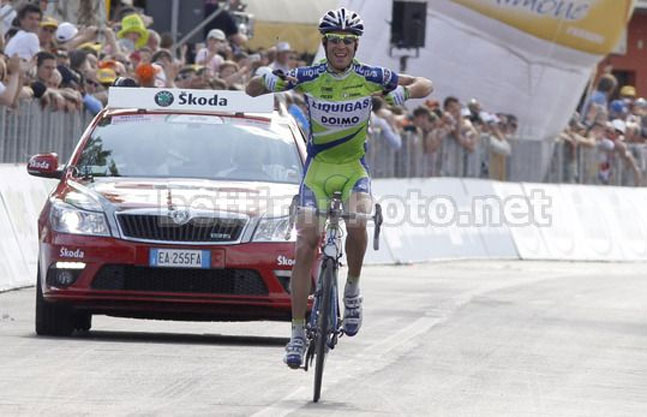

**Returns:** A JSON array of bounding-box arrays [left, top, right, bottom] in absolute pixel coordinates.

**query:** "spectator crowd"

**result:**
[[19, 1, 636, 185], [559, 72, 647, 186], [0, 0, 311, 112]]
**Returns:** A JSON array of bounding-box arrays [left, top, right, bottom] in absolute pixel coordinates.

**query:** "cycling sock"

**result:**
[[291, 319, 306, 339], [345, 274, 360, 297]]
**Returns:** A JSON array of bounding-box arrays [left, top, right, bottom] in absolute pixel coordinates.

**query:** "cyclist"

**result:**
[[246, 7, 433, 368]]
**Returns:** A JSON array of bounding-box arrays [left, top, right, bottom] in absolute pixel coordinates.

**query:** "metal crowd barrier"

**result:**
[[545, 140, 646, 186], [0, 101, 93, 164], [365, 129, 647, 186], [1, 102, 645, 186]]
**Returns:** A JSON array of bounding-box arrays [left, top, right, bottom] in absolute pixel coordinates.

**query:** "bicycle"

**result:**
[[287, 191, 383, 402]]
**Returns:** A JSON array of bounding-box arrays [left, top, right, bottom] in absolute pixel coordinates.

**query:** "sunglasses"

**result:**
[[325, 34, 358, 45]]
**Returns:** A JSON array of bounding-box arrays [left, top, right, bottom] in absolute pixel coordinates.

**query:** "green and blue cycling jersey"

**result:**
[[266, 59, 399, 209]]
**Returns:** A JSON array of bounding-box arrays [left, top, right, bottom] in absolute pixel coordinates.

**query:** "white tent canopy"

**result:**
[[333, 0, 630, 143], [245, 0, 337, 24]]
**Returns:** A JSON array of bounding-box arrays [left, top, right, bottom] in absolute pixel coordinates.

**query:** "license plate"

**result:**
[[149, 249, 211, 268]]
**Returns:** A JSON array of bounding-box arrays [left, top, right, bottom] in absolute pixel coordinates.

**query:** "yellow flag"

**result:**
[[451, 0, 634, 55]]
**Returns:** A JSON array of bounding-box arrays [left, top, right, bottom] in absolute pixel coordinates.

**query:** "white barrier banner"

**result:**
[[0, 165, 53, 287], [372, 178, 490, 262], [560, 184, 623, 260], [615, 187, 647, 260], [491, 181, 552, 260], [461, 179, 518, 259], [0, 195, 28, 290], [522, 183, 591, 260]]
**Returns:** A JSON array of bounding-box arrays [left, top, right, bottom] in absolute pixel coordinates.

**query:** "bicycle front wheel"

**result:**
[[313, 258, 336, 403]]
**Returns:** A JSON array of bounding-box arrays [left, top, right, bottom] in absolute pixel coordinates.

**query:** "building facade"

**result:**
[[599, 5, 647, 97]]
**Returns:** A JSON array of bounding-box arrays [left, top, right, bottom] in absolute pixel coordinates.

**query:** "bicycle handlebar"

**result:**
[[286, 200, 384, 251]]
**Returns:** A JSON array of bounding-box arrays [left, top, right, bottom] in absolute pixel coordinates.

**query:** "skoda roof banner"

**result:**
[[339, 0, 633, 176], [107, 87, 274, 113]]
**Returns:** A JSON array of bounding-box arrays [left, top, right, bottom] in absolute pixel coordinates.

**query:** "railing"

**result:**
[[0, 102, 93, 164], [366, 129, 647, 186], [1, 102, 645, 186]]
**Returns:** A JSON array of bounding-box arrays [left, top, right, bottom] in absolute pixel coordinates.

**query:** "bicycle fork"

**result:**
[[304, 257, 342, 371]]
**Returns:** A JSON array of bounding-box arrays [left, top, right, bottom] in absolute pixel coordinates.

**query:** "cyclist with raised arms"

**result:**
[[246, 7, 433, 368]]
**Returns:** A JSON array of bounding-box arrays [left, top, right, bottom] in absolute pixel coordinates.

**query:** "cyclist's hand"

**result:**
[[384, 85, 409, 107], [272, 69, 298, 84], [260, 69, 297, 91]]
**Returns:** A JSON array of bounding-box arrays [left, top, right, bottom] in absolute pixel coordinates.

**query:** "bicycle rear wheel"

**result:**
[[313, 258, 335, 403]]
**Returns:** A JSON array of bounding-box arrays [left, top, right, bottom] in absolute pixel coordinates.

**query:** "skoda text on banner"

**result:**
[[107, 88, 274, 114]]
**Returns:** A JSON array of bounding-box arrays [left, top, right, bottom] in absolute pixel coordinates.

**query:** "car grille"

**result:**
[[92, 265, 268, 295], [117, 214, 245, 242]]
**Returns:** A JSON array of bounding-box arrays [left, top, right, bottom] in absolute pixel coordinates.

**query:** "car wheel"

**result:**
[[35, 270, 75, 336]]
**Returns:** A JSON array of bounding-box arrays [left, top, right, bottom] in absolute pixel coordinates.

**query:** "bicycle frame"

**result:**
[[292, 191, 382, 402], [307, 195, 345, 360]]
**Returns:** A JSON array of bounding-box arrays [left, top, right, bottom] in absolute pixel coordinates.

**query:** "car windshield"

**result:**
[[75, 113, 303, 183]]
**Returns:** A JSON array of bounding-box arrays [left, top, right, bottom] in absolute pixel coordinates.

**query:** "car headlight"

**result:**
[[252, 216, 296, 242], [50, 201, 110, 236], [64, 190, 103, 211]]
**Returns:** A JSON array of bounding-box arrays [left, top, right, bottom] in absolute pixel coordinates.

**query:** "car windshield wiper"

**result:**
[[91, 173, 122, 177], [68, 166, 121, 181]]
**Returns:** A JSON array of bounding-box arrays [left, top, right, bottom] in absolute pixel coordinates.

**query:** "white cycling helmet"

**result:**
[[318, 7, 364, 36]]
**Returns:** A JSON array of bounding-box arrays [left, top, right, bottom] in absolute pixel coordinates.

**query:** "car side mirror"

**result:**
[[27, 153, 62, 179]]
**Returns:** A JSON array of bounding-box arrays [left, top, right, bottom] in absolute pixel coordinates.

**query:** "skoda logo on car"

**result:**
[[154, 90, 174, 107], [169, 208, 191, 225]]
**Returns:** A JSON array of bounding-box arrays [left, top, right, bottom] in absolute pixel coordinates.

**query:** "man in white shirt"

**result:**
[[0, 1, 17, 37], [195, 29, 227, 76], [269, 41, 293, 74], [4, 4, 42, 61]]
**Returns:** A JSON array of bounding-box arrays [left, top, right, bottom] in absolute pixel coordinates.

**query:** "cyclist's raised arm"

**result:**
[[397, 74, 434, 99], [245, 68, 300, 97], [381, 72, 434, 107]]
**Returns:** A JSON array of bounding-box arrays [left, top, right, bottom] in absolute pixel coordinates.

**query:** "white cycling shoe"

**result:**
[[343, 292, 363, 336], [283, 336, 306, 369]]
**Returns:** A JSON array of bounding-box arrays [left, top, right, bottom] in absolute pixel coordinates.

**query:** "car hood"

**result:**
[[77, 178, 298, 217]]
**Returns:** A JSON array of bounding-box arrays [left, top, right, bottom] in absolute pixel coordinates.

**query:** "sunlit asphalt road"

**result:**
[[1, 261, 646, 416]]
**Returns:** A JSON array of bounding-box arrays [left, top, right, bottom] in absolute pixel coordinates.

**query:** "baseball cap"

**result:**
[[611, 119, 626, 135], [207, 28, 226, 41], [97, 68, 117, 85], [610, 99, 628, 115], [276, 42, 292, 53], [620, 85, 636, 98], [56, 22, 78, 43], [40, 16, 59, 29], [634, 97, 647, 108], [79, 42, 103, 54]]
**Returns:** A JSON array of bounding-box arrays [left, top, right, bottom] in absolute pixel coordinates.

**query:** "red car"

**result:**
[[28, 88, 310, 336]]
